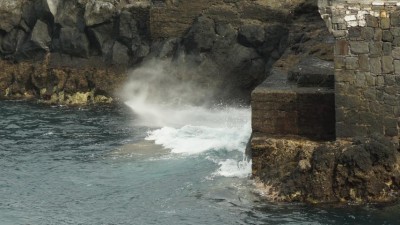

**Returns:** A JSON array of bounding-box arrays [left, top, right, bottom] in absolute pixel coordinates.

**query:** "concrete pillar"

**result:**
[[318, 0, 400, 142]]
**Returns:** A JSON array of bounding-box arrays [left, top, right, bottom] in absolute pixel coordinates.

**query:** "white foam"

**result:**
[[145, 121, 251, 154], [213, 159, 252, 178], [122, 59, 253, 178]]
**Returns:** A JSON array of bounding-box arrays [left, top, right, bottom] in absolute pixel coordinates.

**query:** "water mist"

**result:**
[[120, 59, 252, 178]]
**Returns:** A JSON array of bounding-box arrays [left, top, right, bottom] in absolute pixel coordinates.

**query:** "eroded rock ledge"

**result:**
[[252, 135, 400, 203]]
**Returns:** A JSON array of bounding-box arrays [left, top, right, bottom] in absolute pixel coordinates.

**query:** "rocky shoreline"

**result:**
[[0, 0, 313, 105], [2, 0, 399, 205]]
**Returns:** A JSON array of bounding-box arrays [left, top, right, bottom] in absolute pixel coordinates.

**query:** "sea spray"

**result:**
[[121, 59, 252, 177]]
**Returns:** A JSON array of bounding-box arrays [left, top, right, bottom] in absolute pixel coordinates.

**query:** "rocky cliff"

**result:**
[[0, 0, 322, 104]]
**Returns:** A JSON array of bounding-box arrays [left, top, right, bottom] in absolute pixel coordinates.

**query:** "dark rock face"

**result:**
[[0, 0, 304, 104], [252, 135, 400, 203]]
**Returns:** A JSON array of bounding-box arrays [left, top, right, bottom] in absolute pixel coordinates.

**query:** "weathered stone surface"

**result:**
[[252, 136, 400, 203], [238, 24, 266, 48], [0, 0, 311, 104], [288, 57, 334, 87], [84, 0, 116, 26], [60, 28, 89, 58], [31, 20, 51, 50], [112, 41, 129, 65], [345, 57, 359, 69], [54, 0, 85, 28], [349, 41, 369, 54], [382, 56, 394, 74], [0, 28, 26, 55], [0, 1, 23, 32], [319, 0, 400, 143], [252, 70, 335, 140]]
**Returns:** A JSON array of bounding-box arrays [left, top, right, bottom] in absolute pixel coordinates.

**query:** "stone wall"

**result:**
[[319, 0, 400, 142]]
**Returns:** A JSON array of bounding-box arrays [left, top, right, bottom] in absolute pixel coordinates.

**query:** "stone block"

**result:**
[[394, 60, 400, 73], [345, 14, 357, 22], [366, 74, 376, 85], [361, 27, 375, 40], [336, 69, 355, 83], [381, 17, 391, 29], [391, 12, 400, 26], [345, 57, 359, 70], [363, 89, 376, 99], [333, 30, 347, 38], [384, 86, 398, 95], [383, 42, 392, 55], [335, 40, 349, 55], [384, 118, 399, 137], [393, 37, 400, 47], [393, 47, 400, 59], [391, 27, 400, 36], [370, 57, 382, 74], [374, 28, 382, 41], [359, 54, 370, 71], [355, 72, 367, 87], [369, 41, 383, 56], [366, 15, 379, 27], [349, 41, 369, 54], [376, 75, 385, 86], [385, 74, 396, 86], [382, 56, 394, 73], [382, 30, 394, 42], [348, 27, 361, 39], [334, 56, 346, 69]]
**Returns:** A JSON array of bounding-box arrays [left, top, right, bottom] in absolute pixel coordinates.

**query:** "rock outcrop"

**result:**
[[252, 135, 400, 203], [0, 0, 316, 104]]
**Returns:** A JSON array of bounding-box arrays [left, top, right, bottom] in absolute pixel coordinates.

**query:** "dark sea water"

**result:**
[[1, 100, 400, 225]]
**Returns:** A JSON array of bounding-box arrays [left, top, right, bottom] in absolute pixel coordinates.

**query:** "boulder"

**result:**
[[0, 1, 23, 32], [112, 41, 130, 65], [183, 16, 216, 53], [31, 20, 51, 51], [238, 24, 265, 48], [54, 0, 85, 29], [1, 28, 26, 55], [44, 0, 60, 17], [84, 0, 116, 26], [119, 10, 138, 40], [60, 27, 89, 57], [87, 22, 115, 58]]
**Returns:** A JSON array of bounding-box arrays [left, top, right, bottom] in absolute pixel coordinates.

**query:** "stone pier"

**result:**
[[319, 0, 400, 143], [250, 0, 400, 203]]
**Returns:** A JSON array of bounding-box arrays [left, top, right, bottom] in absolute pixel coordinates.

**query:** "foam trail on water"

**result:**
[[121, 60, 252, 178]]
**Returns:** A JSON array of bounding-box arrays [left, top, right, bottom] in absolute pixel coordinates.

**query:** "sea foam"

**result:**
[[122, 60, 252, 178]]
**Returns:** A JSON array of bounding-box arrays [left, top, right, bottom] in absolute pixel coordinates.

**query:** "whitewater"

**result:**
[[1, 61, 399, 224], [122, 60, 252, 178]]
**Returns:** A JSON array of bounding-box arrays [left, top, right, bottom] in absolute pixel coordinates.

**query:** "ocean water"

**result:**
[[1, 100, 400, 225]]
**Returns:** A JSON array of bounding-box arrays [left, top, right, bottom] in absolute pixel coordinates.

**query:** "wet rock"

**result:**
[[0, 1, 23, 32], [253, 135, 400, 204], [60, 27, 89, 57], [84, 0, 116, 26], [87, 22, 115, 58], [112, 41, 130, 65], [1, 28, 26, 55], [54, 0, 85, 29], [238, 24, 265, 48], [183, 16, 216, 53], [31, 20, 51, 51], [44, 0, 61, 17]]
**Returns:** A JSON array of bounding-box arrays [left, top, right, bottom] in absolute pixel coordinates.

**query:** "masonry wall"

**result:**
[[319, 0, 400, 141]]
